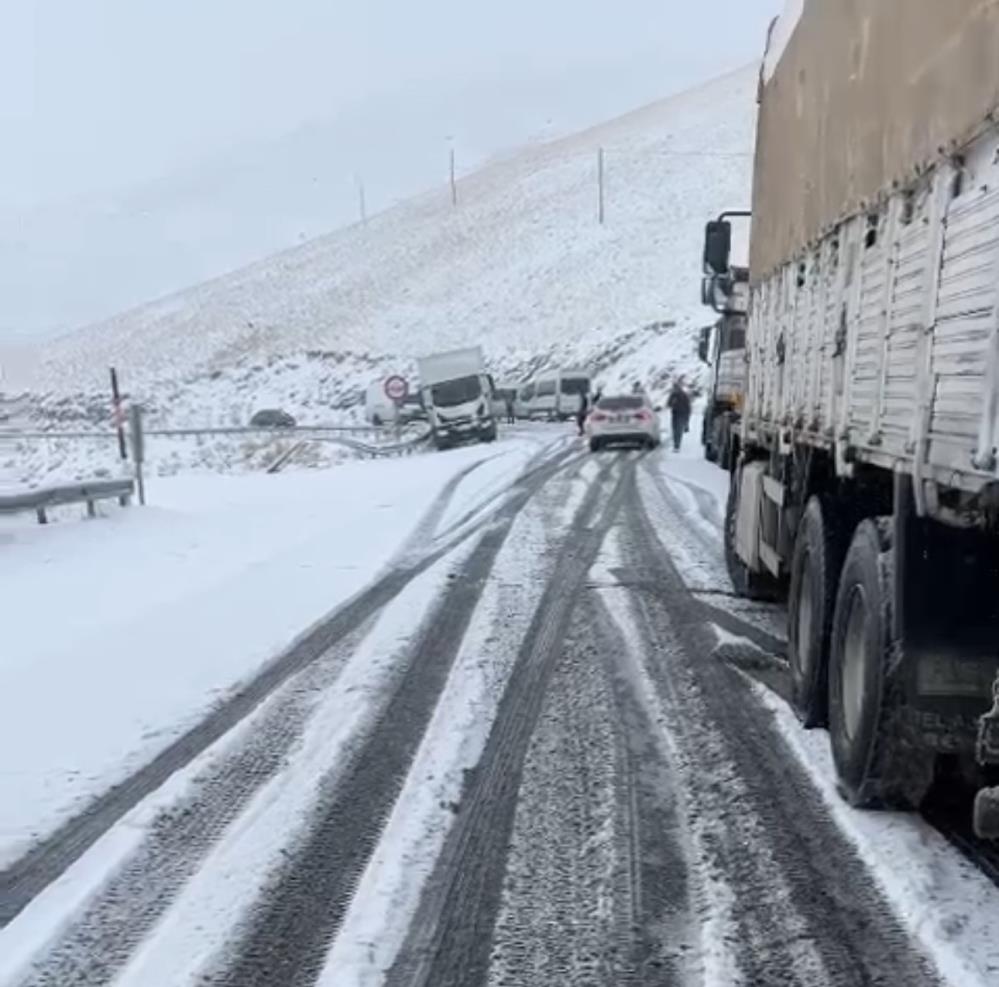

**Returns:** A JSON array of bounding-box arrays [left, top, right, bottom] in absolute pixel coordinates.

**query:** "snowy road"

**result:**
[[3, 434, 999, 986]]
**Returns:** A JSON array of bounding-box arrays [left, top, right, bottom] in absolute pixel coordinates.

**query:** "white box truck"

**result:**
[[417, 346, 497, 450], [711, 0, 999, 837]]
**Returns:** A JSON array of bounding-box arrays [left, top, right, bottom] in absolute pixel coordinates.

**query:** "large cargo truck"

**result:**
[[417, 346, 497, 450], [713, 0, 999, 837]]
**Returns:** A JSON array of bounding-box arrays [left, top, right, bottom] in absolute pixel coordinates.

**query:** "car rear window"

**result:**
[[597, 396, 644, 411]]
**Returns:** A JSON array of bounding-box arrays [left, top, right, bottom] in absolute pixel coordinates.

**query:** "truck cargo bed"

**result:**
[[745, 128, 999, 499]]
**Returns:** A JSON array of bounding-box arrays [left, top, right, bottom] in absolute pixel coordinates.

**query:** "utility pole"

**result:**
[[598, 147, 605, 225], [356, 175, 367, 225], [449, 147, 457, 207]]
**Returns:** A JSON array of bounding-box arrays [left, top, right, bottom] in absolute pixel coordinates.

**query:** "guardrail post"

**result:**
[[129, 405, 146, 505]]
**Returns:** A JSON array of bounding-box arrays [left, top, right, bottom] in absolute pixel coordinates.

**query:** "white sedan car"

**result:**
[[586, 394, 661, 451]]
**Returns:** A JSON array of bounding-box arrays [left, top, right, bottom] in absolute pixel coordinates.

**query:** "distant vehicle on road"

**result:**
[[398, 392, 428, 424], [364, 379, 401, 426], [586, 394, 660, 451], [418, 346, 497, 450], [514, 380, 536, 419], [517, 369, 591, 420], [250, 409, 296, 428]]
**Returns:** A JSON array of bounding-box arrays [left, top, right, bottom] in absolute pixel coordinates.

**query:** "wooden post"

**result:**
[[450, 148, 457, 207], [110, 367, 128, 461], [598, 147, 605, 225]]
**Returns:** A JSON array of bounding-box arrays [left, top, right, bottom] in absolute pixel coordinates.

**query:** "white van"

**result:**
[[521, 369, 591, 420], [364, 379, 398, 425], [514, 380, 536, 419]]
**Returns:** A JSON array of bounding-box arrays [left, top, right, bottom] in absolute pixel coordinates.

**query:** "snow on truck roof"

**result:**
[[762, 0, 804, 84]]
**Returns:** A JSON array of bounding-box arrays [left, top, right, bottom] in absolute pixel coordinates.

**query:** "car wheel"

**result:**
[[788, 496, 849, 728], [589, 438, 602, 453], [828, 519, 934, 809]]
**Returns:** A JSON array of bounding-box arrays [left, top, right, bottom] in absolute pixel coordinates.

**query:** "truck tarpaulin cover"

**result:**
[[751, 0, 999, 282]]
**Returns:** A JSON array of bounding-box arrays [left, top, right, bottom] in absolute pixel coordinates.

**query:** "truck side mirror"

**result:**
[[697, 326, 712, 364], [703, 220, 732, 276]]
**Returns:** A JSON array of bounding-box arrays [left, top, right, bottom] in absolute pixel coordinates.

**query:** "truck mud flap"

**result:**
[[977, 674, 999, 767]]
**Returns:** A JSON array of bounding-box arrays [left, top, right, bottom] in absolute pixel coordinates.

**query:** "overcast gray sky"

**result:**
[[2, 0, 779, 336]]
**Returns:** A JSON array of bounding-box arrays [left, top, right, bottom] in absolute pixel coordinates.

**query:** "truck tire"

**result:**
[[703, 413, 718, 462], [718, 416, 732, 470], [828, 519, 934, 809], [788, 496, 848, 728], [724, 467, 780, 601]]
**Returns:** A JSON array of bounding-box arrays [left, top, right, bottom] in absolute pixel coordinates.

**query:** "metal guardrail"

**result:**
[[1, 418, 432, 500], [0, 478, 135, 525], [0, 423, 417, 441], [265, 429, 432, 473]]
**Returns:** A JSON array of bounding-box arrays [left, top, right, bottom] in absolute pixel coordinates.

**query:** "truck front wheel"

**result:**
[[788, 496, 848, 728], [828, 519, 934, 809]]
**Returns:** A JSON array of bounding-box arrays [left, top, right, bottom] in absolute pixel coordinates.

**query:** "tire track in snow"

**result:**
[[613, 471, 942, 987], [638, 457, 786, 653], [316, 455, 590, 984], [10, 622, 373, 987], [386, 454, 635, 987], [209, 444, 588, 987], [0, 442, 577, 930]]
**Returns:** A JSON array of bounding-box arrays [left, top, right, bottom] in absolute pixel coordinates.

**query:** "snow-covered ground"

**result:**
[[0, 431, 550, 869], [5, 64, 756, 486]]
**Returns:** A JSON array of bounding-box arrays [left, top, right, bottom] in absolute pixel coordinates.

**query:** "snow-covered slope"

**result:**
[[22, 65, 756, 431]]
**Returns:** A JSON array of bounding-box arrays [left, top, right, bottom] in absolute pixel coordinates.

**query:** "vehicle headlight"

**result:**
[[476, 401, 486, 417]]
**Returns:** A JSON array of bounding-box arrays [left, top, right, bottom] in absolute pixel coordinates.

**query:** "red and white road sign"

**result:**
[[384, 375, 409, 402]]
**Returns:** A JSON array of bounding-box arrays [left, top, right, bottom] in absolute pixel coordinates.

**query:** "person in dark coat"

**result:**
[[666, 381, 692, 452], [576, 391, 589, 436], [505, 392, 516, 424]]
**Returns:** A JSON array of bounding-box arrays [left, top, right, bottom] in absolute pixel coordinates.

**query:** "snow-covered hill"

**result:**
[[12, 64, 756, 474]]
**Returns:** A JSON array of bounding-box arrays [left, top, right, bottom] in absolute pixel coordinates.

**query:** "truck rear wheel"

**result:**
[[828, 519, 934, 809], [788, 496, 847, 728], [724, 466, 780, 601]]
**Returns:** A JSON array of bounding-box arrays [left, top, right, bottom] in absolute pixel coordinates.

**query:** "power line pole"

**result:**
[[449, 148, 457, 207], [356, 175, 367, 225], [597, 147, 605, 225]]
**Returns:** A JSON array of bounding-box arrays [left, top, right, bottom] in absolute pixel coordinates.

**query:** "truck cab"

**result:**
[[698, 214, 749, 467], [417, 347, 498, 451]]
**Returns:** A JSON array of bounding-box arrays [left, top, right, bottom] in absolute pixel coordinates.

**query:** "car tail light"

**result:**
[[591, 412, 608, 423], [634, 410, 652, 422]]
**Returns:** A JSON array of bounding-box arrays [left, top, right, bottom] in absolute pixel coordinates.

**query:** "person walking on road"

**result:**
[[576, 391, 589, 436], [505, 392, 516, 425], [667, 380, 692, 452]]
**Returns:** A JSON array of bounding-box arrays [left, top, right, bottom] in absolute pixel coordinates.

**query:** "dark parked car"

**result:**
[[250, 409, 297, 428]]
